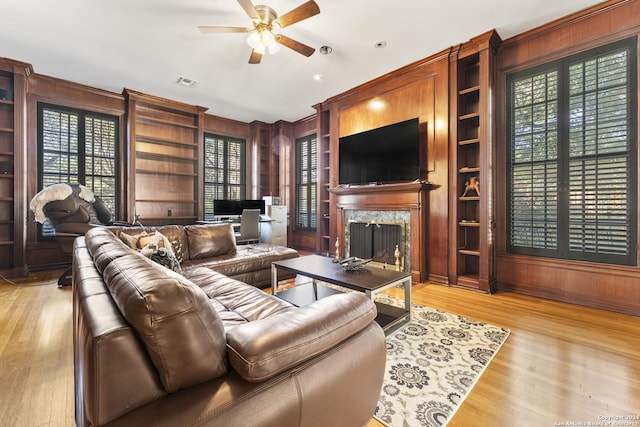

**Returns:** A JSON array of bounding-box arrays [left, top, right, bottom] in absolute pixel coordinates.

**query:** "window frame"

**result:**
[[37, 102, 119, 240], [202, 133, 246, 221], [506, 37, 638, 265], [295, 133, 318, 231]]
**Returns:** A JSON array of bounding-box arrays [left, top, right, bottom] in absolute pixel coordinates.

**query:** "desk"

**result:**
[[197, 216, 279, 244]]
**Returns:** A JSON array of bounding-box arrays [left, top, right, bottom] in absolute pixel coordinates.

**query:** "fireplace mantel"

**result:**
[[329, 181, 431, 282]]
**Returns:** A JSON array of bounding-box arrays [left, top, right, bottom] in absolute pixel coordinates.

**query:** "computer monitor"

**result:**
[[213, 199, 266, 216], [241, 199, 266, 215]]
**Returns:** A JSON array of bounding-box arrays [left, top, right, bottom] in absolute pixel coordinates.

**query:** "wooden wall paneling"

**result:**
[[250, 121, 272, 199], [493, 0, 640, 315], [24, 74, 126, 271], [124, 89, 206, 225], [201, 114, 251, 219], [324, 50, 449, 283], [449, 30, 501, 293], [0, 58, 31, 276], [314, 103, 331, 255], [287, 115, 317, 252]]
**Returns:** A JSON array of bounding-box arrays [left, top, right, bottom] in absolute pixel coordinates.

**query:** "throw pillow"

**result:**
[[149, 246, 182, 273], [170, 239, 185, 263], [138, 230, 173, 252], [119, 232, 138, 249]]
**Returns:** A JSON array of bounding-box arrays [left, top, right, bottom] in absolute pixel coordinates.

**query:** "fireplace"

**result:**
[[330, 181, 430, 282], [346, 216, 408, 271]]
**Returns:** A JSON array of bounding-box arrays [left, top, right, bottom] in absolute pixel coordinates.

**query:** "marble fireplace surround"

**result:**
[[329, 181, 430, 283]]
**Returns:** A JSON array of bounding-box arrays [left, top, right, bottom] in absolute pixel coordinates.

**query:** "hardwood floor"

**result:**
[[1, 271, 639, 427]]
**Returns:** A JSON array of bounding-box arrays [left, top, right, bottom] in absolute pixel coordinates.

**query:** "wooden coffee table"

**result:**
[[271, 254, 412, 333]]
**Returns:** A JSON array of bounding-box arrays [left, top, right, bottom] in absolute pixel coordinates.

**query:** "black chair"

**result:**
[[30, 183, 118, 286]]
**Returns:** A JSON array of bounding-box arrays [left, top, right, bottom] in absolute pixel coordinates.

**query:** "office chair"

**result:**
[[235, 209, 261, 245], [29, 183, 118, 286]]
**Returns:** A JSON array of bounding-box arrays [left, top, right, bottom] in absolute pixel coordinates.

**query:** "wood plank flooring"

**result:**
[[1, 271, 639, 427]]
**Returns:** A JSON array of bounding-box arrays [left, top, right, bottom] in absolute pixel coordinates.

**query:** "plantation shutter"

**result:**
[[203, 134, 246, 221], [508, 38, 636, 265], [39, 104, 118, 238], [295, 134, 317, 230], [509, 70, 559, 253]]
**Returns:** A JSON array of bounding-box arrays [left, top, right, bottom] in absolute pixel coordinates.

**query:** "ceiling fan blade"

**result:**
[[249, 49, 263, 64], [237, 0, 260, 22], [276, 0, 320, 28], [198, 26, 249, 34], [275, 34, 315, 57]]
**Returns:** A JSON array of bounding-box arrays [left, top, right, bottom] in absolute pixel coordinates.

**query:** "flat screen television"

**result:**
[[338, 118, 421, 186], [213, 199, 266, 216]]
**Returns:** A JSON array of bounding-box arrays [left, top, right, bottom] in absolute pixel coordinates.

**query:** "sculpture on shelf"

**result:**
[[461, 176, 480, 197]]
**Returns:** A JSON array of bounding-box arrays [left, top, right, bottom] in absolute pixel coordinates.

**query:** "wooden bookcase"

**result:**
[[314, 103, 331, 255], [0, 59, 30, 276], [254, 121, 277, 198], [125, 90, 206, 225], [449, 31, 501, 292]]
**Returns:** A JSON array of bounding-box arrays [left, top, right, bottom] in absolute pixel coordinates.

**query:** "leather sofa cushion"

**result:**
[[90, 230, 229, 393], [226, 293, 378, 382], [185, 223, 237, 259]]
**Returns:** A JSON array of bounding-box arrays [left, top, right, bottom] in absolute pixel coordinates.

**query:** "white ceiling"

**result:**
[[1, 0, 605, 123]]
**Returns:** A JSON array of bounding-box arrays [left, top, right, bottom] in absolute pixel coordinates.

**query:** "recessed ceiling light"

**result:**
[[313, 74, 324, 81], [319, 45, 333, 55], [176, 76, 197, 88], [374, 41, 387, 49]]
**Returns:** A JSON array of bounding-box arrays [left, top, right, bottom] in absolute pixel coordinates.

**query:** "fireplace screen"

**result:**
[[348, 221, 406, 270]]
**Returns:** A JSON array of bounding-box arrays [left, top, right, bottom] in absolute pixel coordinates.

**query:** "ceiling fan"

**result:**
[[198, 0, 320, 64]]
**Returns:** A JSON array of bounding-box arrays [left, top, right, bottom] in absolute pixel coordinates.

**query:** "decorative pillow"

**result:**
[[185, 223, 237, 260], [119, 232, 138, 249], [170, 239, 185, 263], [138, 231, 173, 252], [149, 247, 182, 273]]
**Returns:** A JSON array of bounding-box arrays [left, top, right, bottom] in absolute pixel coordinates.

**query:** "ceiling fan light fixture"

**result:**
[[247, 29, 261, 49], [247, 26, 279, 55], [267, 43, 280, 54]]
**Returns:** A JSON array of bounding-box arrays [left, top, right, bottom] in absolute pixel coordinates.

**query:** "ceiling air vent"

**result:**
[[176, 76, 197, 88]]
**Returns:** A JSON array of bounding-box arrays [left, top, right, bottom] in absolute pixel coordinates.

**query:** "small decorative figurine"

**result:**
[[461, 176, 480, 197]]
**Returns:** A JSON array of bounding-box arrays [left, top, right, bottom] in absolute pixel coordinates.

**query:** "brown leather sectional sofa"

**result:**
[[112, 222, 299, 287], [72, 226, 387, 427]]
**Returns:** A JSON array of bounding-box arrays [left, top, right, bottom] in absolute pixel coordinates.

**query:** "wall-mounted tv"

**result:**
[[338, 118, 421, 186], [213, 199, 266, 216]]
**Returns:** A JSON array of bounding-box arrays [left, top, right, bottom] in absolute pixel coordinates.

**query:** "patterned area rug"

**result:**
[[373, 294, 510, 427]]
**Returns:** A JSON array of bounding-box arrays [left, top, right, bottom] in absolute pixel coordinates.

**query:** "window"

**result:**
[[295, 134, 317, 230], [507, 38, 637, 265], [203, 133, 246, 220], [38, 103, 118, 237]]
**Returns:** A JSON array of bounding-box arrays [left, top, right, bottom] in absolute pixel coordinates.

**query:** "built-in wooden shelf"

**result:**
[[459, 138, 480, 145], [136, 116, 198, 129], [459, 248, 480, 256], [459, 112, 480, 121], [459, 85, 480, 95], [459, 221, 480, 227], [136, 151, 197, 161], [135, 169, 197, 177], [459, 167, 480, 173]]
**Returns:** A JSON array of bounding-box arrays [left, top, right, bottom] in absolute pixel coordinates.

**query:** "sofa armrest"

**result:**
[[226, 292, 378, 382]]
